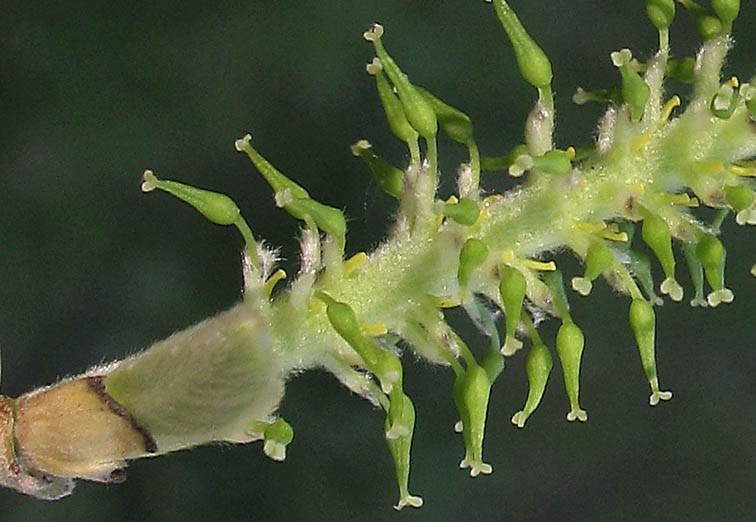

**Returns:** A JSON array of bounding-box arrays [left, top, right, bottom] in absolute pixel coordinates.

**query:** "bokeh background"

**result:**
[[1, 1, 754, 521]]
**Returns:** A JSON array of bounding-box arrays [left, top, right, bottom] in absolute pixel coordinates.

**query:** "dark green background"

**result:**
[[1, 1, 754, 521]]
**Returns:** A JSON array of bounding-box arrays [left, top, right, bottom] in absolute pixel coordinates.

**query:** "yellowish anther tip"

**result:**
[[727, 76, 739, 88], [565, 146, 576, 161], [361, 322, 388, 337], [524, 259, 556, 272], [659, 95, 681, 126], [140, 170, 158, 192], [501, 249, 515, 263], [699, 161, 724, 175], [264, 269, 287, 297], [445, 194, 459, 205], [602, 231, 629, 242], [631, 132, 652, 153], [429, 295, 460, 308], [729, 164, 756, 177], [234, 133, 252, 152], [344, 251, 368, 276], [577, 220, 607, 233]]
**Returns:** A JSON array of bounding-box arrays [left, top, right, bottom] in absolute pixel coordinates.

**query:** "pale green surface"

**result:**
[[0, 1, 755, 521]]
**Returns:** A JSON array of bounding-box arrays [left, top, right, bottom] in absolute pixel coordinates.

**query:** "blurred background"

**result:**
[[1, 1, 754, 520]]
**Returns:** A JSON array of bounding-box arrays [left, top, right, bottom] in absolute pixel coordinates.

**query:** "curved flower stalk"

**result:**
[[0, 0, 754, 510]]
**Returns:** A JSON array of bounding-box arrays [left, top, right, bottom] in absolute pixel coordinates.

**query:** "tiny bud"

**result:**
[[442, 198, 480, 226], [682, 242, 709, 307], [641, 213, 681, 300], [678, 0, 723, 40], [492, 0, 553, 89], [351, 141, 405, 199], [613, 50, 650, 121], [511, 342, 553, 428], [646, 0, 676, 31], [572, 242, 615, 296], [555, 321, 587, 422], [628, 299, 672, 406], [724, 184, 756, 225], [481, 144, 528, 172], [711, 0, 740, 29], [458, 238, 489, 289], [235, 134, 310, 200], [262, 418, 294, 462], [416, 87, 474, 145], [530, 149, 572, 175], [140, 170, 241, 226], [284, 197, 347, 248], [365, 26, 437, 139], [452, 363, 493, 478], [384, 394, 423, 511], [508, 153, 533, 177], [369, 59, 420, 146], [695, 233, 733, 306], [499, 266, 526, 356]]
